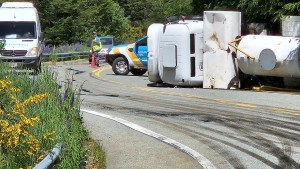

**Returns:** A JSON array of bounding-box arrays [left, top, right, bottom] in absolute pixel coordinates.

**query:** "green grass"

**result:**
[[0, 62, 106, 168], [85, 139, 106, 169]]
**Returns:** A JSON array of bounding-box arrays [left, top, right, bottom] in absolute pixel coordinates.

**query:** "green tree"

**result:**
[[2, 0, 300, 45], [37, 0, 133, 44], [116, 0, 194, 28], [75, 0, 134, 43]]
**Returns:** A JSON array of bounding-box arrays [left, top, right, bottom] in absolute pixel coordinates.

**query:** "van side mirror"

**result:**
[[40, 32, 45, 41]]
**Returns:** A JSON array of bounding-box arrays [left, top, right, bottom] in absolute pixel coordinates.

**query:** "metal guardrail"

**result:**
[[33, 143, 62, 169], [42, 52, 89, 59]]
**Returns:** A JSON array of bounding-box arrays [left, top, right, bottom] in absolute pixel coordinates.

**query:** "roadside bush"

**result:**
[[0, 41, 4, 50], [42, 42, 89, 54], [72, 54, 80, 60], [50, 53, 58, 63], [0, 77, 50, 168]]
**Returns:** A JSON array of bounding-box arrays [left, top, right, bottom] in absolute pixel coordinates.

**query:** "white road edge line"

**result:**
[[81, 109, 217, 169]]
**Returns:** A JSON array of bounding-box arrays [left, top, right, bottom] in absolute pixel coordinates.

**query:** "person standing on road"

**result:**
[[92, 32, 102, 53], [91, 32, 102, 65]]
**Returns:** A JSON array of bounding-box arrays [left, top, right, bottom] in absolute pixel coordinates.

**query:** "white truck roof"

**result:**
[[1, 2, 34, 8]]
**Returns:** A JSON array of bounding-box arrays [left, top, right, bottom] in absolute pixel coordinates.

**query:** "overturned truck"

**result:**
[[147, 11, 300, 89]]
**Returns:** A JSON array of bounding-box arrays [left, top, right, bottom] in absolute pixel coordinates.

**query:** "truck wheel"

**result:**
[[130, 69, 147, 76], [112, 57, 129, 75], [34, 60, 42, 74]]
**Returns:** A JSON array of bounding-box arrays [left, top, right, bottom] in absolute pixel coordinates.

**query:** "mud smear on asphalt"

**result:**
[[67, 68, 86, 75], [86, 72, 300, 168], [81, 88, 119, 97], [144, 114, 273, 168], [74, 70, 86, 75], [67, 68, 78, 71], [122, 95, 300, 169], [80, 93, 119, 97], [102, 106, 114, 110], [144, 112, 180, 117], [81, 88, 92, 93]]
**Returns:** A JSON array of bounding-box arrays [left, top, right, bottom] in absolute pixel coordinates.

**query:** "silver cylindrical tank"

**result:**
[[237, 35, 300, 78], [282, 16, 300, 37]]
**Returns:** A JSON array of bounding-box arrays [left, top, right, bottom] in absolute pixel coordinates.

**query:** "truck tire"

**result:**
[[112, 57, 129, 75], [130, 69, 147, 76], [34, 58, 42, 74]]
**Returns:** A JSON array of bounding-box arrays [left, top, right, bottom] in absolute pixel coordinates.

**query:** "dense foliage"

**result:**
[[0, 0, 299, 45]]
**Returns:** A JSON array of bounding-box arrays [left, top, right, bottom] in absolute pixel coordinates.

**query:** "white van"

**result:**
[[0, 2, 44, 71]]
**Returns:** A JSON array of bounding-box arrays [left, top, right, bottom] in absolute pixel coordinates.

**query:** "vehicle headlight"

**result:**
[[27, 47, 37, 56]]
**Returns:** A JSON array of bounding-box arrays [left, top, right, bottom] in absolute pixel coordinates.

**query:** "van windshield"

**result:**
[[0, 21, 36, 39]]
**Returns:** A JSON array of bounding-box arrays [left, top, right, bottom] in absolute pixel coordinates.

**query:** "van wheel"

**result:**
[[34, 61, 42, 74], [130, 69, 147, 76], [112, 57, 129, 75]]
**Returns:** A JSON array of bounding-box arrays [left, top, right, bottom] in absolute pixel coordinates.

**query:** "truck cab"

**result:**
[[105, 36, 148, 76], [147, 17, 204, 86]]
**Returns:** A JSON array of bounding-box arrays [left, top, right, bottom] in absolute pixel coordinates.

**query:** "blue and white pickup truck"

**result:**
[[105, 36, 147, 76]]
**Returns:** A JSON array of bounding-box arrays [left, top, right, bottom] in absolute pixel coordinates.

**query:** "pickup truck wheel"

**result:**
[[130, 69, 147, 76], [112, 57, 129, 75]]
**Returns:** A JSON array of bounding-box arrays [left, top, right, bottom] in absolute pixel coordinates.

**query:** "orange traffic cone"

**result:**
[[90, 53, 96, 68]]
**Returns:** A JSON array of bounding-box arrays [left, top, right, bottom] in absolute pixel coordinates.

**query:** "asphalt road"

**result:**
[[49, 60, 300, 169]]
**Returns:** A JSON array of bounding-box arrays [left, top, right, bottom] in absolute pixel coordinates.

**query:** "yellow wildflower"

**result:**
[[7, 134, 19, 149], [0, 140, 4, 145], [37, 154, 45, 161], [12, 103, 25, 114], [20, 116, 39, 127], [27, 135, 40, 155], [30, 117, 40, 123], [0, 120, 9, 128], [0, 78, 51, 163], [0, 79, 11, 90], [22, 93, 49, 106], [8, 87, 21, 92], [43, 131, 56, 141], [22, 130, 29, 136]]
